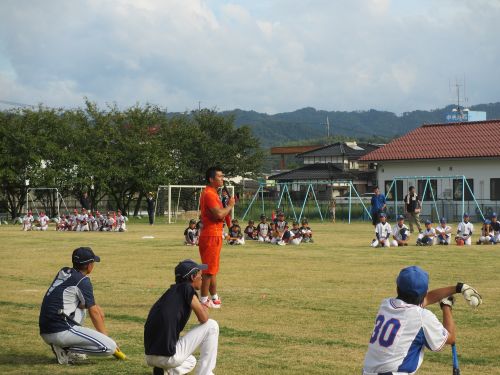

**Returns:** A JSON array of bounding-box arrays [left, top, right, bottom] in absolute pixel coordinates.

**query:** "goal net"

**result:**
[[155, 185, 235, 224], [25, 188, 69, 218]]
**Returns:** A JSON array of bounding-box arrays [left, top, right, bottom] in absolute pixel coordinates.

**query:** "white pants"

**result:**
[[457, 236, 472, 245], [391, 239, 403, 247], [437, 234, 451, 244], [23, 224, 32, 231], [145, 319, 219, 375], [91, 222, 99, 231], [290, 238, 301, 245], [371, 239, 390, 248], [417, 234, 435, 245], [40, 309, 116, 356], [117, 223, 127, 232], [258, 235, 270, 242], [479, 236, 492, 244], [77, 224, 89, 232]]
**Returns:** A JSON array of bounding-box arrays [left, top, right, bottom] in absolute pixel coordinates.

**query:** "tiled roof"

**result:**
[[269, 163, 375, 181], [359, 120, 500, 161], [296, 142, 380, 159]]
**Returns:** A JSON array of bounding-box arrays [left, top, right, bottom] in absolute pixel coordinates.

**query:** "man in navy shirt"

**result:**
[[39, 247, 120, 364], [370, 186, 387, 226], [144, 259, 219, 375]]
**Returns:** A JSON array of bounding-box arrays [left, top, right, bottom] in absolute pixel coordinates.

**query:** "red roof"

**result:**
[[360, 120, 500, 161]]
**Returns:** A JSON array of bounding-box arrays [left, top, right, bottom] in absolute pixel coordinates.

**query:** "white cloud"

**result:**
[[0, 0, 499, 113]]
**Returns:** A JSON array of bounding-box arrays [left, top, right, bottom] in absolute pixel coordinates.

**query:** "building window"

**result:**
[[453, 178, 474, 201], [491, 179, 500, 200], [385, 180, 403, 201], [417, 179, 438, 201]]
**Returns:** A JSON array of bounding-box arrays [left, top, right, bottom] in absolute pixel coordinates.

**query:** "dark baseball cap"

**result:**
[[72, 247, 100, 265], [397, 266, 429, 297], [175, 259, 208, 279], [380, 212, 387, 218], [397, 215, 405, 220]]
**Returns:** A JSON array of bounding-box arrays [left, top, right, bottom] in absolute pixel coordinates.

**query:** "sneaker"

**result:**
[[68, 352, 87, 363], [211, 297, 222, 309], [202, 299, 217, 309], [51, 344, 69, 365]]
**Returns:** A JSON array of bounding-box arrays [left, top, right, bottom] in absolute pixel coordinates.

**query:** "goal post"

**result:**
[[26, 187, 68, 218], [155, 185, 235, 224]]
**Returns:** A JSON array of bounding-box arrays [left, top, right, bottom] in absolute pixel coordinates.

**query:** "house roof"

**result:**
[[269, 163, 376, 182], [359, 120, 500, 162], [270, 145, 323, 155], [296, 142, 380, 159]]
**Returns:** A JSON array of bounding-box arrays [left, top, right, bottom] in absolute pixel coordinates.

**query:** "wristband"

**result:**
[[440, 302, 452, 310], [456, 282, 464, 293]]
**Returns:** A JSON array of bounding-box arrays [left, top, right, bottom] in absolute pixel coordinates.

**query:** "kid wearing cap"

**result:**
[[416, 220, 436, 246], [456, 213, 473, 245], [391, 215, 410, 247], [288, 222, 303, 245], [227, 219, 245, 245], [116, 210, 127, 232], [39, 247, 121, 364], [144, 259, 219, 375], [22, 211, 34, 231], [477, 220, 495, 245], [184, 219, 199, 246], [371, 213, 391, 248], [37, 211, 50, 231], [257, 215, 271, 242], [435, 217, 452, 245], [362, 265, 481, 375], [299, 219, 313, 243], [244, 220, 257, 240]]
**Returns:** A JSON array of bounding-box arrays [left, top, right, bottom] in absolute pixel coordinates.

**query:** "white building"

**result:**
[[360, 120, 500, 220]]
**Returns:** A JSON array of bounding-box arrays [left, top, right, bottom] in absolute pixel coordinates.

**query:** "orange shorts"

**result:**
[[198, 235, 223, 275]]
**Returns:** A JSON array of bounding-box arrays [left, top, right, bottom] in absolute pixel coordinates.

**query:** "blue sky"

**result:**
[[1, 0, 499, 113]]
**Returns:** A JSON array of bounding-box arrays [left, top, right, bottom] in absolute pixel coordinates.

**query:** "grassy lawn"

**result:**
[[0, 221, 499, 374]]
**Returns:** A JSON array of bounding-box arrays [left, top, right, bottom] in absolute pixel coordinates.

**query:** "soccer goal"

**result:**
[[25, 188, 70, 218], [155, 185, 235, 224]]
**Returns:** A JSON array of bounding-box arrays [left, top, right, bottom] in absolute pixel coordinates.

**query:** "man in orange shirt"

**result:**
[[199, 167, 235, 308]]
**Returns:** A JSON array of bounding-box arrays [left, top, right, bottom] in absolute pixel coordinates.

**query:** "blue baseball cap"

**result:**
[[72, 247, 100, 265], [463, 213, 470, 217], [379, 212, 387, 218], [397, 266, 429, 297], [492, 212, 497, 218], [440, 217, 446, 223], [425, 219, 432, 225], [484, 219, 491, 225], [397, 215, 405, 220]]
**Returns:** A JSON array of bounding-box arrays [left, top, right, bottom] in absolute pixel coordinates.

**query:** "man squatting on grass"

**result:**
[[39, 247, 121, 365], [144, 259, 219, 375], [362, 265, 482, 375], [198, 167, 235, 308]]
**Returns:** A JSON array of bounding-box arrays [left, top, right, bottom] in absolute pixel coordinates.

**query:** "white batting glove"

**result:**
[[440, 295, 455, 310], [457, 283, 482, 308]]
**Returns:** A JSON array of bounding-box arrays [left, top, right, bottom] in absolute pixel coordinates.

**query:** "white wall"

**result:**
[[376, 158, 500, 201]]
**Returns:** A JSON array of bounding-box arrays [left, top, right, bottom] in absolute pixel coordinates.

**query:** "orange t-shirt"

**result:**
[[200, 186, 223, 237]]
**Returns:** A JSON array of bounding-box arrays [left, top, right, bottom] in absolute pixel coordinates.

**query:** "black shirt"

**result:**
[[404, 193, 420, 213], [144, 282, 196, 356], [146, 197, 155, 211]]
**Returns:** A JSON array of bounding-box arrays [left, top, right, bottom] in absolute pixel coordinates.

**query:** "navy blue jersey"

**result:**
[[39, 267, 95, 334]]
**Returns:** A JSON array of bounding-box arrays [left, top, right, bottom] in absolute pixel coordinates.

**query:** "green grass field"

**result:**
[[1, 222, 499, 374]]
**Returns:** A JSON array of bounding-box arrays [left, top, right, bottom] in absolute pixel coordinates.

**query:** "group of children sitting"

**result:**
[[371, 212, 500, 247], [184, 212, 314, 246], [21, 208, 128, 232]]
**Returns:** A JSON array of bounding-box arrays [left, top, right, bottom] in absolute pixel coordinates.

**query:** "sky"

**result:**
[[1, 0, 500, 114]]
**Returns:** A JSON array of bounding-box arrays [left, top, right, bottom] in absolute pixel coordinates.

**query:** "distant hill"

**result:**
[[220, 102, 500, 148]]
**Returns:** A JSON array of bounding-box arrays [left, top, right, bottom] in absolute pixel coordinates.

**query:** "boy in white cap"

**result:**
[[362, 266, 481, 375], [416, 220, 436, 246], [456, 213, 473, 245], [435, 217, 452, 245], [371, 213, 392, 248], [491, 213, 500, 244], [391, 215, 410, 247]]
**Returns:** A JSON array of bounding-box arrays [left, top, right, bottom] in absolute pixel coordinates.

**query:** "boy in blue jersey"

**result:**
[[362, 266, 481, 375], [39, 247, 122, 364]]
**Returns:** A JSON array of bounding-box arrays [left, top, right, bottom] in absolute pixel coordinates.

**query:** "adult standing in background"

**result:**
[[80, 192, 91, 211], [404, 185, 422, 233], [146, 192, 155, 225], [370, 186, 386, 227], [198, 167, 235, 308]]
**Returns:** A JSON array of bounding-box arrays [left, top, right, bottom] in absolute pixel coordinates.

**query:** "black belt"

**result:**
[[378, 373, 393, 375]]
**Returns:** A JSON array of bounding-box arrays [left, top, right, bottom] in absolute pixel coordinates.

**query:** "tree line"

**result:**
[[0, 101, 263, 219]]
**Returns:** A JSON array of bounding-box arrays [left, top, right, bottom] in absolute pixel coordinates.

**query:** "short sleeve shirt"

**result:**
[[39, 267, 95, 334], [200, 186, 224, 237], [144, 283, 196, 356]]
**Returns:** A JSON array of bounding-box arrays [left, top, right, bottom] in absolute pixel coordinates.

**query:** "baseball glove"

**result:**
[[456, 283, 482, 307]]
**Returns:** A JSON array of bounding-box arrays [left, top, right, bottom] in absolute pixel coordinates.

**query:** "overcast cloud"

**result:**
[[1, 0, 499, 113]]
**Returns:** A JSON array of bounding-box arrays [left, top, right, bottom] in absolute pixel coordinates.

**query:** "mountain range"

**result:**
[[221, 102, 500, 148]]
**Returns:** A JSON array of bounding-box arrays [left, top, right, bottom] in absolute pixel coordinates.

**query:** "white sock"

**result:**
[[200, 296, 209, 303], [211, 294, 219, 301]]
